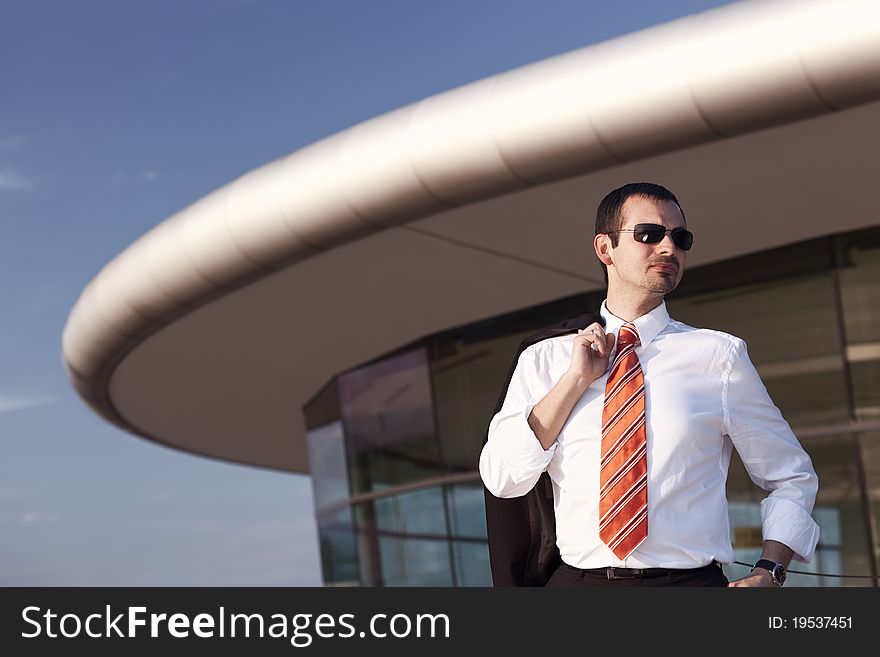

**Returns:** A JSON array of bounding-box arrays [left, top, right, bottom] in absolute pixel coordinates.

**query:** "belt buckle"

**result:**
[[606, 567, 639, 580]]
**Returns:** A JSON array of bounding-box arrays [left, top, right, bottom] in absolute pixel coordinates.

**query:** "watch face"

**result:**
[[772, 566, 786, 584]]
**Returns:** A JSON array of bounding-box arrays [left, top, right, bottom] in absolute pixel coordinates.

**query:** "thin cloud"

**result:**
[[0, 486, 26, 504], [0, 393, 56, 414], [20, 511, 60, 525], [0, 167, 35, 191], [111, 170, 159, 183]]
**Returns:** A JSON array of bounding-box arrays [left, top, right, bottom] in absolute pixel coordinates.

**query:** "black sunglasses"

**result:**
[[607, 224, 694, 251]]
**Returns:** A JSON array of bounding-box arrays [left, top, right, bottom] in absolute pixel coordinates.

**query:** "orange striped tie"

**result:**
[[599, 322, 647, 559]]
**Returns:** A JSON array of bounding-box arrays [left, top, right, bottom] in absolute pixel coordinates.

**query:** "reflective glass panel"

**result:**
[[447, 483, 487, 539], [839, 231, 880, 421], [306, 420, 349, 510], [339, 348, 440, 493], [374, 487, 448, 535], [317, 507, 359, 586], [452, 540, 492, 587], [378, 536, 454, 586], [856, 431, 880, 581], [431, 333, 531, 473]]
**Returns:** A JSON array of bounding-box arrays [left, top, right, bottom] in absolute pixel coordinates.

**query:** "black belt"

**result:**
[[563, 561, 721, 580]]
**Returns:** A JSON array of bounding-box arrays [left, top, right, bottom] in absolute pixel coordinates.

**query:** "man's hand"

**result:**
[[727, 568, 778, 587], [728, 541, 792, 587], [570, 322, 616, 385]]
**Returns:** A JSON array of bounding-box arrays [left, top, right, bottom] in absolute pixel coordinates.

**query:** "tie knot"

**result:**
[[618, 322, 640, 347]]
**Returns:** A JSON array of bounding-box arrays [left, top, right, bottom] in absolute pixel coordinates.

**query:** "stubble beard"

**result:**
[[643, 270, 679, 296]]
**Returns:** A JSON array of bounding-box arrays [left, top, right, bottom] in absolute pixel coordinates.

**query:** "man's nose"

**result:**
[[656, 233, 677, 254]]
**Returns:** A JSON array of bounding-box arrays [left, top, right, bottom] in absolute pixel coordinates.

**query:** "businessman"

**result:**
[[480, 182, 819, 587]]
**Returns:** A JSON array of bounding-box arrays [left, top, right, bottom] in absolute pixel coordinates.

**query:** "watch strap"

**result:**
[[752, 559, 785, 585]]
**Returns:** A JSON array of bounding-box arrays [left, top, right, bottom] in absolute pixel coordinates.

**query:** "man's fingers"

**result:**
[[578, 327, 608, 356], [596, 332, 609, 358]]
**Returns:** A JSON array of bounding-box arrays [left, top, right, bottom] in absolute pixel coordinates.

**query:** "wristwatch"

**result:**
[[752, 559, 786, 586]]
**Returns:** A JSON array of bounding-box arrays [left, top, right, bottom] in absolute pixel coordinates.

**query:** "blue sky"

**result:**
[[0, 0, 734, 585]]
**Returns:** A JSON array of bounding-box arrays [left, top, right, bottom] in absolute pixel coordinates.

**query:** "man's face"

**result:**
[[602, 195, 688, 296]]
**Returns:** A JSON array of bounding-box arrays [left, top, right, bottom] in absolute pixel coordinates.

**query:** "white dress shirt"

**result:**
[[479, 300, 820, 569]]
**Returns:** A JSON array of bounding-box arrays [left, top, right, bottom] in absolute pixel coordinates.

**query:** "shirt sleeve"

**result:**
[[722, 337, 821, 563], [479, 344, 557, 499]]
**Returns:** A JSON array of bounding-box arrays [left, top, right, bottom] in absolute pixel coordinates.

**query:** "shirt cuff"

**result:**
[[761, 497, 821, 563], [499, 402, 557, 484]]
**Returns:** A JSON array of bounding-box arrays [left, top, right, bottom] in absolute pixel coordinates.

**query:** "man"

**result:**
[[479, 182, 819, 587]]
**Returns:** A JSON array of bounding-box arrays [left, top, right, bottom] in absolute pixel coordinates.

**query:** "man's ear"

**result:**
[[594, 233, 613, 267]]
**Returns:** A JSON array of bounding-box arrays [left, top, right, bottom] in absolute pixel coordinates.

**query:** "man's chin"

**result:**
[[646, 278, 679, 295], [648, 272, 678, 292]]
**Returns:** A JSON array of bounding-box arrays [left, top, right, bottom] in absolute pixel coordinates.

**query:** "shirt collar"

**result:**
[[599, 299, 670, 348]]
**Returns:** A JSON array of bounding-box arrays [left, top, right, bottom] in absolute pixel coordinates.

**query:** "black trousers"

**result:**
[[545, 561, 729, 588]]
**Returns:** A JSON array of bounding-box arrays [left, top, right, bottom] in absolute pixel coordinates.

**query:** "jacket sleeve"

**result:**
[[480, 344, 557, 498], [722, 337, 821, 563]]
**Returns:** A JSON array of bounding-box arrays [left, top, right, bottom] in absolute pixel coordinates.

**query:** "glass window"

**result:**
[[375, 487, 448, 535], [306, 420, 349, 510], [350, 499, 381, 587], [431, 333, 532, 473], [377, 535, 406, 587], [839, 230, 880, 421], [316, 507, 360, 586], [339, 348, 440, 494], [377, 535, 454, 586], [856, 431, 880, 582], [447, 483, 487, 539], [404, 537, 454, 586], [452, 540, 492, 587]]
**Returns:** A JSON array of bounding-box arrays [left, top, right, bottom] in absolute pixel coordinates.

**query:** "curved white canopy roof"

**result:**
[[63, 0, 880, 473]]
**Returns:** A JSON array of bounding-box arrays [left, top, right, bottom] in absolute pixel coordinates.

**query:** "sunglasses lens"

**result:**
[[633, 225, 665, 244], [672, 229, 694, 251]]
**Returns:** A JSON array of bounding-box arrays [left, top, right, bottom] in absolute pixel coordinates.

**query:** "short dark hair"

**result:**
[[595, 182, 685, 247]]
